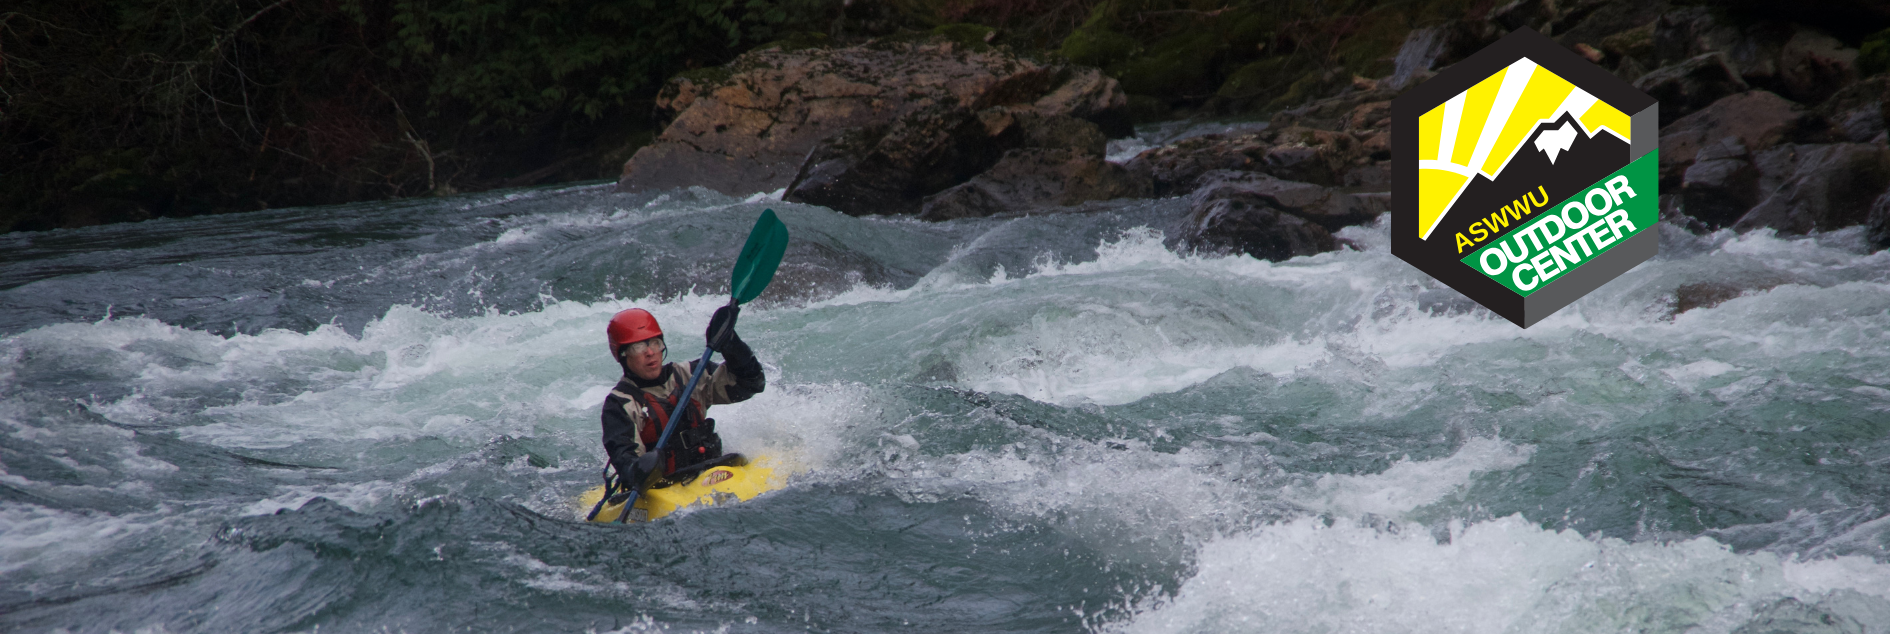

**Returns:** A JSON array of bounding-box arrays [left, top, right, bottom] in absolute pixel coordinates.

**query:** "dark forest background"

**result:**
[[4, 0, 1886, 233]]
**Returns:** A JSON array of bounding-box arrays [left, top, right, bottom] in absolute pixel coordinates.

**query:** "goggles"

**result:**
[[622, 337, 665, 357]]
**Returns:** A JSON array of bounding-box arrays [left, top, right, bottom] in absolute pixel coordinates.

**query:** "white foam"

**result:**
[[1663, 359, 1739, 390], [1112, 515, 1890, 634], [0, 503, 158, 577], [1285, 437, 1535, 518], [237, 481, 401, 516]]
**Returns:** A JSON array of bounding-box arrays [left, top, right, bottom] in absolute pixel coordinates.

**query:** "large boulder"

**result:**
[[1123, 133, 1270, 197], [617, 38, 1130, 197], [1651, 8, 1789, 90], [1165, 195, 1336, 262], [1634, 52, 1750, 126], [1732, 143, 1890, 235], [1868, 191, 1890, 250], [1818, 75, 1890, 144], [917, 145, 1150, 221], [1648, 8, 1863, 105], [1160, 170, 1388, 262], [1777, 28, 1860, 107], [1657, 90, 1822, 186], [1188, 170, 1387, 232], [1556, 0, 1669, 55], [1123, 123, 1373, 197], [789, 109, 1116, 217], [783, 107, 1004, 216], [1678, 138, 1762, 229]]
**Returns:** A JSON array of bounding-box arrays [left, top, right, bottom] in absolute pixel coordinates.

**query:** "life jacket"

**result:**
[[624, 367, 721, 475]]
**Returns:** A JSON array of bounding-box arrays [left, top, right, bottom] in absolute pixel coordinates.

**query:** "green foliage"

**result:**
[[0, 0, 837, 232], [1054, 0, 1490, 112], [1061, 26, 1138, 66], [1217, 56, 1307, 99], [1863, 29, 1890, 78], [936, 0, 1110, 49], [366, 0, 834, 125], [1112, 32, 1223, 96], [932, 22, 996, 47]]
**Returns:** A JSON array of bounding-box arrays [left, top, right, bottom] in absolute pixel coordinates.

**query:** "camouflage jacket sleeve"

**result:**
[[599, 381, 647, 475], [689, 335, 765, 408]]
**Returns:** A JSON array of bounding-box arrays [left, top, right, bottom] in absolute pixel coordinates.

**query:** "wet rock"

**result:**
[[784, 107, 1007, 216], [780, 125, 900, 214], [1598, 22, 1658, 68], [1777, 29, 1860, 106], [1560, 2, 1667, 58], [1652, 8, 1789, 88], [1344, 161, 1392, 190], [1189, 170, 1387, 232], [1672, 281, 1745, 315], [1124, 123, 1372, 196], [1344, 100, 1394, 135], [1649, 9, 1861, 105], [1266, 88, 1402, 132], [1732, 143, 1890, 234], [1658, 90, 1822, 185], [994, 66, 1136, 139], [1382, 27, 1447, 92], [1257, 127, 1359, 186], [917, 147, 1150, 221], [1123, 133, 1270, 197], [1679, 138, 1761, 229], [1867, 191, 1890, 250], [1426, 19, 1508, 70], [1817, 75, 1890, 144], [1634, 52, 1750, 126], [618, 38, 1130, 197], [1164, 193, 1336, 262]]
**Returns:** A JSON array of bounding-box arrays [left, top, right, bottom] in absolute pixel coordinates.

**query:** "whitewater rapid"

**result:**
[[4, 180, 1890, 633]]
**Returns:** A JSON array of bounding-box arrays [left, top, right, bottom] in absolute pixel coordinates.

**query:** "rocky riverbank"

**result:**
[[617, 0, 1890, 265]]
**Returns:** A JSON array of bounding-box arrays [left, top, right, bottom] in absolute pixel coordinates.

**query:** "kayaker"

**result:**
[[600, 306, 764, 484]]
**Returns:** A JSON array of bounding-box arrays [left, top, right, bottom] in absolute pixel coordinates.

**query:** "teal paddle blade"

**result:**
[[730, 209, 789, 305]]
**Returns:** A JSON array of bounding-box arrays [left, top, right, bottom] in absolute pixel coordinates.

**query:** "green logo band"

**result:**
[[1460, 151, 1659, 297]]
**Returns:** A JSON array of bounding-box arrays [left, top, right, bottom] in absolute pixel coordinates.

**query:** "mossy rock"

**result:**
[[1112, 33, 1224, 98], [1862, 28, 1890, 78], [1267, 67, 1346, 111], [1600, 22, 1657, 64], [1217, 56, 1309, 100], [1225, 11, 1282, 52], [1061, 27, 1138, 68], [932, 23, 996, 49], [1125, 94, 1172, 123]]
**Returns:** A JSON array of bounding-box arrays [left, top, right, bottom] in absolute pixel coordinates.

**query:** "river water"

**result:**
[[5, 160, 1890, 632]]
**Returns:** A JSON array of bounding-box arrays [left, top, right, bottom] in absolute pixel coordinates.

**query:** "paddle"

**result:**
[[613, 208, 788, 523]]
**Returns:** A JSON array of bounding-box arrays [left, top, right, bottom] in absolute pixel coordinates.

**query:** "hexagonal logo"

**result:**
[[1393, 28, 1658, 327]]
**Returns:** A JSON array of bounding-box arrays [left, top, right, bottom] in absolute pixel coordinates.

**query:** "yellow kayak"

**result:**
[[576, 454, 781, 523]]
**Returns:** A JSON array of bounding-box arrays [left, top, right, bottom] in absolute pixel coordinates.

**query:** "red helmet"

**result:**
[[606, 308, 662, 359]]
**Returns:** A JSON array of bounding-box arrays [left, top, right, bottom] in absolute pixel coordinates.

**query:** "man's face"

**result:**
[[624, 337, 666, 381]]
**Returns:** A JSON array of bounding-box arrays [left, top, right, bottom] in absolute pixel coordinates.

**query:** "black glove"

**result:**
[[631, 451, 662, 487], [706, 305, 740, 351]]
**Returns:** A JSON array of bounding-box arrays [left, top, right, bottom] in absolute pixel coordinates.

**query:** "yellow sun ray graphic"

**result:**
[[1415, 58, 1633, 240]]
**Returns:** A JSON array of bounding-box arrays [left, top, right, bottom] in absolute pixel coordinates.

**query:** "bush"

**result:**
[[1862, 29, 1890, 78]]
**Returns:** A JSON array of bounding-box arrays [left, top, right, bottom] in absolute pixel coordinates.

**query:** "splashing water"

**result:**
[[4, 174, 1890, 633]]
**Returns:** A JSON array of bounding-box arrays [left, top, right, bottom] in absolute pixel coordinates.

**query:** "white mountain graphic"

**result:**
[[1533, 121, 1577, 164]]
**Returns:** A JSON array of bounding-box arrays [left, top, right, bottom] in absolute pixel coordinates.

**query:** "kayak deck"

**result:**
[[576, 454, 779, 523]]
